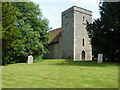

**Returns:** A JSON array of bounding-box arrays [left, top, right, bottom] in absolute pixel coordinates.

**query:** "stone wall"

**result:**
[[61, 7, 74, 59], [74, 6, 92, 61], [44, 43, 59, 59], [62, 6, 92, 61]]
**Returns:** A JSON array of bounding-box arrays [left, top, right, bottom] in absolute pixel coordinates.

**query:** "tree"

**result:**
[[87, 2, 120, 61], [11, 2, 50, 62], [2, 2, 20, 64], [2, 2, 50, 64]]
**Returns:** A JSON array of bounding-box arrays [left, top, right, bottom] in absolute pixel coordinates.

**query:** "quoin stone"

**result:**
[[98, 54, 103, 63], [28, 55, 33, 64]]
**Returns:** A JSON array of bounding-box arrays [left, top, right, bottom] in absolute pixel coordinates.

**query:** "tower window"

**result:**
[[83, 38, 85, 46], [83, 16, 85, 22], [65, 15, 68, 25]]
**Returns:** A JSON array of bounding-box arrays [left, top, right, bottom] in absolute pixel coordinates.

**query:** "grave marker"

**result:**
[[28, 55, 33, 64], [98, 54, 103, 63]]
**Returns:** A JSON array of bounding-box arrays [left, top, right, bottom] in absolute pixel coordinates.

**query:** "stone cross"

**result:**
[[98, 54, 103, 63], [28, 55, 33, 64]]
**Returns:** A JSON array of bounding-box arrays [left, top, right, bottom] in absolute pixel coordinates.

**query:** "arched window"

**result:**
[[83, 16, 85, 22], [83, 38, 85, 46], [65, 14, 68, 25]]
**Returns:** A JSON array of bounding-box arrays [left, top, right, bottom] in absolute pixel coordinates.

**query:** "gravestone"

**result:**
[[98, 54, 103, 63], [28, 55, 33, 64]]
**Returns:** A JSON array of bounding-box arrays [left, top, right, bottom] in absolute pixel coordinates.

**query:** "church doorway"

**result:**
[[81, 50, 85, 60]]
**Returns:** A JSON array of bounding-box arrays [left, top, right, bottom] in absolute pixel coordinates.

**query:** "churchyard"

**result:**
[[1, 1, 119, 89], [2, 59, 118, 88]]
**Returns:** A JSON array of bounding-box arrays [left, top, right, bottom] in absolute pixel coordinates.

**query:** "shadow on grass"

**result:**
[[48, 59, 118, 67]]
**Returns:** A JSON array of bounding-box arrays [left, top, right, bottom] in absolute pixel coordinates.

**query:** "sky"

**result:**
[[30, 0, 101, 30]]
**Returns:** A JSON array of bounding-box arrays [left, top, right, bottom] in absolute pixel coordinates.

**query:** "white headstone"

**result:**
[[98, 54, 103, 63], [28, 55, 33, 64]]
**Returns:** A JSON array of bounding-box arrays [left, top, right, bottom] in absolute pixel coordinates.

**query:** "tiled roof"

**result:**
[[48, 28, 62, 43]]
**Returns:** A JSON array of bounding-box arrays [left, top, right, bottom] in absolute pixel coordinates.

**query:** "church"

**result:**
[[44, 6, 92, 61]]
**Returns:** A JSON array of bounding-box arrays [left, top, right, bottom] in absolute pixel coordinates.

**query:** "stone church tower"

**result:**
[[44, 6, 92, 61], [61, 6, 92, 61]]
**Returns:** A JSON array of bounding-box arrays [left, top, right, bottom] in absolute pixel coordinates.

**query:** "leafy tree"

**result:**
[[87, 2, 120, 61], [2, 2, 50, 64], [12, 2, 50, 62], [2, 2, 20, 64]]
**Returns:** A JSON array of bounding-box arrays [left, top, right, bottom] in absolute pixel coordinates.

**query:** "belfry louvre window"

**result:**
[[83, 38, 85, 46], [83, 16, 85, 21]]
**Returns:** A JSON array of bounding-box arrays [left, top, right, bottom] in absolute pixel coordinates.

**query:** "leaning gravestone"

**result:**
[[98, 54, 103, 63], [28, 55, 33, 64]]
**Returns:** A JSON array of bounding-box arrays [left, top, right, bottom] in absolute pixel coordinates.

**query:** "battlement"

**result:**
[[62, 5, 92, 16]]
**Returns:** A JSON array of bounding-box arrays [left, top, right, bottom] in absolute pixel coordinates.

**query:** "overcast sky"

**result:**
[[30, 0, 100, 30]]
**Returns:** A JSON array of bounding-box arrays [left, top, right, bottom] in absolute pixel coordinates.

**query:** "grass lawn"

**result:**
[[2, 59, 118, 88]]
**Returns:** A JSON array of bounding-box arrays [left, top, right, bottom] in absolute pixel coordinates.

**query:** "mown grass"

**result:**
[[2, 59, 118, 88]]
